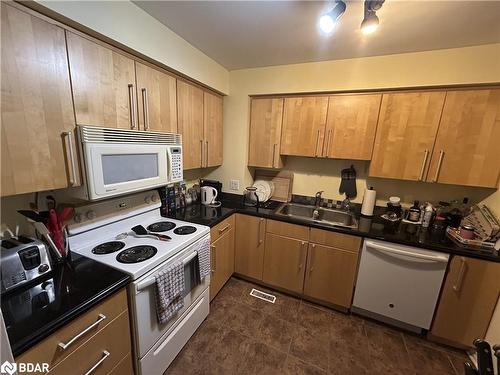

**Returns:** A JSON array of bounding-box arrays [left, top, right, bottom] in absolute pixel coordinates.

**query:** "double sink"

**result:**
[[274, 202, 358, 229]]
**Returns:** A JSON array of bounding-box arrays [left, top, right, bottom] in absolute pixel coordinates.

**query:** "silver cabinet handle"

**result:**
[[63, 131, 77, 186], [314, 130, 320, 157], [419, 149, 429, 181], [206, 140, 209, 167], [271, 144, 276, 168], [58, 314, 106, 350], [84, 350, 110, 375], [128, 84, 137, 129], [298, 241, 306, 270], [142, 88, 149, 130], [325, 129, 332, 157], [258, 218, 264, 244], [200, 140, 203, 167], [453, 257, 467, 293], [433, 150, 445, 183], [309, 243, 316, 273], [210, 245, 216, 273]]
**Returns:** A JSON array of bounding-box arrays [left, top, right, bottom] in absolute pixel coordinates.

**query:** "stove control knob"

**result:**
[[144, 196, 152, 204], [151, 194, 158, 203], [86, 210, 96, 220], [74, 213, 83, 223]]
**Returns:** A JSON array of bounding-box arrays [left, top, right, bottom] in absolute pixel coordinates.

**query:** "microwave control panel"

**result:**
[[169, 147, 183, 181]]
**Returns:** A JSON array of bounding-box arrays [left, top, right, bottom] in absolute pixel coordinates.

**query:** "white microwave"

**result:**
[[72, 126, 183, 201]]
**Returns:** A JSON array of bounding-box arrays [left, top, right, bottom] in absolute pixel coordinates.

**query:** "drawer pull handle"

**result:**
[[58, 314, 106, 350], [218, 224, 231, 234], [84, 350, 110, 375]]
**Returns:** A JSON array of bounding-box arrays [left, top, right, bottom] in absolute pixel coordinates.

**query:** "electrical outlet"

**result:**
[[230, 179, 240, 191]]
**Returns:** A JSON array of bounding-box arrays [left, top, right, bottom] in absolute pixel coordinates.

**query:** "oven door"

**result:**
[[129, 235, 210, 359], [83, 142, 169, 200]]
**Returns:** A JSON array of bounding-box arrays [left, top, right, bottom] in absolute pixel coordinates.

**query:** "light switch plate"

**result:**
[[230, 179, 240, 191]]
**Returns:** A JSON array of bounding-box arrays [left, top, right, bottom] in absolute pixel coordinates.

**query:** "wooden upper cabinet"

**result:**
[[203, 91, 223, 167], [135, 62, 177, 133], [426, 89, 500, 188], [177, 80, 204, 169], [1, 3, 80, 196], [281, 97, 329, 157], [430, 256, 500, 347], [369, 91, 446, 181], [248, 98, 285, 168], [324, 94, 381, 160], [66, 32, 137, 129]]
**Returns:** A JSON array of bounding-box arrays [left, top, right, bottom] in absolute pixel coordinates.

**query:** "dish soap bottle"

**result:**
[[408, 200, 421, 222]]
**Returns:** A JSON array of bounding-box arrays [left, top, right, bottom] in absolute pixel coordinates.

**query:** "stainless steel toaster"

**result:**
[[1, 236, 52, 294]]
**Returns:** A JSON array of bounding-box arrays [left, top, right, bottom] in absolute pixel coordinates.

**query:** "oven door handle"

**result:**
[[135, 251, 198, 292]]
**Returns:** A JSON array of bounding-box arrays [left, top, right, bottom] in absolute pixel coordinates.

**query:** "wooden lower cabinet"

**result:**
[[209, 225, 235, 300], [234, 215, 266, 280], [303, 244, 358, 308], [262, 233, 308, 293], [430, 256, 500, 347], [16, 289, 131, 375]]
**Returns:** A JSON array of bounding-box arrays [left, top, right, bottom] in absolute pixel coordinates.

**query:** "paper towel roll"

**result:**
[[361, 187, 376, 216]]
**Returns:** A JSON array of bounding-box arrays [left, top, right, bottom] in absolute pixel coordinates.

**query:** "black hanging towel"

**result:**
[[339, 165, 357, 199]]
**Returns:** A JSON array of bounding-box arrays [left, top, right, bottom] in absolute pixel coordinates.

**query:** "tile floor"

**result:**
[[166, 277, 469, 375]]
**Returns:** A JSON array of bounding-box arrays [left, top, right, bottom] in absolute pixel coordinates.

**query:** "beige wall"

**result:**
[[36, 0, 229, 94], [207, 43, 500, 210]]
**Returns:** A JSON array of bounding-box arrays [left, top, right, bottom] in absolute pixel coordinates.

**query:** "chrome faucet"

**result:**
[[314, 191, 324, 208], [341, 197, 351, 212]]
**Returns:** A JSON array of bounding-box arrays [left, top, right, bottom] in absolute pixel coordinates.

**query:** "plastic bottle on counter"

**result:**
[[422, 203, 434, 228]]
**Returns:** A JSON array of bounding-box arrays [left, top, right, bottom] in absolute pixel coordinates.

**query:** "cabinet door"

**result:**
[[248, 98, 284, 168], [203, 91, 223, 167], [324, 94, 381, 160], [430, 256, 500, 347], [66, 32, 137, 129], [369, 92, 445, 181], [177, 80, 204, 169], [262, 233, 307, 293], [135, 62, 177, 133], [234, 215, 266, 280], [426, 89, 500, 187], [303, 244, 358, 308], [209, 228, 235, 301], [280, 97, 329, 157], [1, 4, 80, 196]]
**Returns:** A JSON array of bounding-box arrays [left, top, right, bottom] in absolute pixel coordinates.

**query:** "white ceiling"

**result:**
[[133, 1, 500, 70]]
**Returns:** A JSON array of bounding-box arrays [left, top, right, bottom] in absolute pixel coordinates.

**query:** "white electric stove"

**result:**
[[67, 190, 211, 375]]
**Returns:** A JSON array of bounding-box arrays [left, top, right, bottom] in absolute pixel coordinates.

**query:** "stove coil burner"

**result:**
[[147, 221, 176, 233], [116, 245, 158, 264], [92, 241, 126, 255], [173, 226, 197, 235]]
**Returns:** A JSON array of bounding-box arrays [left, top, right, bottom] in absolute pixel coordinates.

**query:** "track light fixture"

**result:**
[[361, 0, 385, 34], [318, 0, 347, 34]]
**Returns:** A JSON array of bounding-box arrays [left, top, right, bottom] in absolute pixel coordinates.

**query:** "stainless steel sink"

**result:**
[[274, 203, 358, 229]]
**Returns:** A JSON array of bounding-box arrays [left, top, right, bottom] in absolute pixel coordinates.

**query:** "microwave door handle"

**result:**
[[167, 149, 172, 181], [135, 251, 198, 292]]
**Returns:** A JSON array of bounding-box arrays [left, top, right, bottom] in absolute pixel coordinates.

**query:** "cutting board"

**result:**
[[254, 170, 293, 202]]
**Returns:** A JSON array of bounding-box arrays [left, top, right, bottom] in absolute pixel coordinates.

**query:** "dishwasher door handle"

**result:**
[[366, 241, 449, 263]]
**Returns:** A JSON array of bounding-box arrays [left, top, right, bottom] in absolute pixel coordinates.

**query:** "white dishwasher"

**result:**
[[352, 239, 449, 332]]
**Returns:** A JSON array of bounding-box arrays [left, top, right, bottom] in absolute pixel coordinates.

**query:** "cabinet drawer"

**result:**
[[266, 219, 309, 240], [48, 310, 131, 375], [210, 215, 235, 243], [310, 228, 361, 252], [16, 289, 128, 369], [108, 353, 133, 375]]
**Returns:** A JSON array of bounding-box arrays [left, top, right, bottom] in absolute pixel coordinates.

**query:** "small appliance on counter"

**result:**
[[0, 237, 52, 294], [201, 186, 221, 207], [381, 196, 402, 222], [200, 179, 222, 199]]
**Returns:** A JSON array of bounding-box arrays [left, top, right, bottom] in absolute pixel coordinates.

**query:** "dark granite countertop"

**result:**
[[1, 254, 130, 357], [168, 197, 499, 263]]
